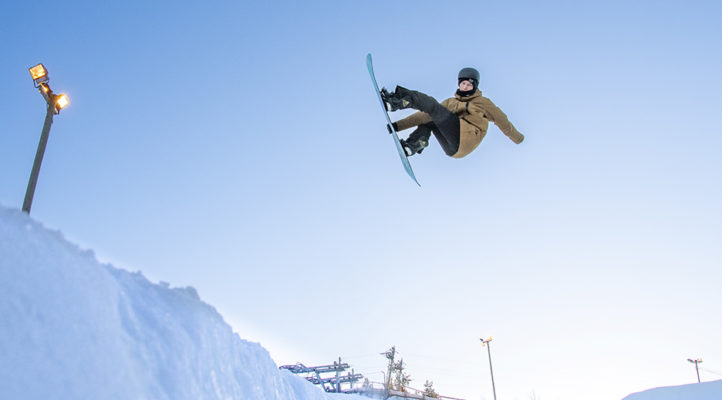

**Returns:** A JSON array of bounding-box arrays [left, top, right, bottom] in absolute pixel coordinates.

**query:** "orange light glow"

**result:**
[[55, 94, 69, 110]]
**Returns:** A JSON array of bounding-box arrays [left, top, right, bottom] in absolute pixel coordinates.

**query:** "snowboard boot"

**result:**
[[380, 86, 413, 112], [400, 136, 429, 157]]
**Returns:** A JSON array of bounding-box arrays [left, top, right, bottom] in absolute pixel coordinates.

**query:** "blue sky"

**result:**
[[2, 1, 722, 399]]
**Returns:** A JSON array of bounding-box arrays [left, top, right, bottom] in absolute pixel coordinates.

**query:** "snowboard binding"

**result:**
[[380, 86, 413, 112], [400, 137, 429, 157]]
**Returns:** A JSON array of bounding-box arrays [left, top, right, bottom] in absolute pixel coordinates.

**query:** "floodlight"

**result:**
[[55, 94, 69, 111], [29, 64, 49, 86]]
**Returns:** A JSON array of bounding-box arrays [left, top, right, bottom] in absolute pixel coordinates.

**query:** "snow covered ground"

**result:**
[[623, 379, 722, 400], [1, 203, 720, 400], [0, 205, 365, 400]]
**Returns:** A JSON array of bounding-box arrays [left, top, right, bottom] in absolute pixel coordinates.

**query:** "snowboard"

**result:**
[[366, 53, 420, 186]]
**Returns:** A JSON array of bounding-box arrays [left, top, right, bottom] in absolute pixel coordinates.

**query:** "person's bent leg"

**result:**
[[430, 117, 460, 156], [396, 86, 461, 156], [395, 86, 453, 123]]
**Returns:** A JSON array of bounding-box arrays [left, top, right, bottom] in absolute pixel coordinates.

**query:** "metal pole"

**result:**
[[486, 341, 498, 400], [22, 103, 55, 214], [384, 347, 395, 399], [336, 357, 342, 393], [688, 358, 703, 383]]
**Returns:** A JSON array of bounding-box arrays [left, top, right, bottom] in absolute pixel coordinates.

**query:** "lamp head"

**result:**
[[29, 64, 49, 87], [54, 94, 69, 112]]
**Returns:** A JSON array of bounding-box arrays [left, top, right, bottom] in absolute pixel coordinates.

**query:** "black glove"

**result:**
[[386, 122, 398, 134], [380, 87, 391, 100]]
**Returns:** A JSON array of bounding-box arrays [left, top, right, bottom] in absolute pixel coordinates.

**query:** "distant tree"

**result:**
[[392, 358, 412, 392], [423, 380, 439, 398]]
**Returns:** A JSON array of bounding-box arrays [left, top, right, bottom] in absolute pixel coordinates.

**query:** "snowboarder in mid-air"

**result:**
[[381, 67, 525, 158]]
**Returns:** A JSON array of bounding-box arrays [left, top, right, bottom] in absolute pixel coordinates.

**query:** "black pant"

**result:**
[[398, 87, 460, 156]]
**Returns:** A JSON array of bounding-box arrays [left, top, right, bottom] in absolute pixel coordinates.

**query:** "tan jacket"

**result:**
[[394, 89, 524, 158]]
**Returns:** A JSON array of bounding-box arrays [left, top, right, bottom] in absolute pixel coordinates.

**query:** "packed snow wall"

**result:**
[[0, 205, 363, 400]]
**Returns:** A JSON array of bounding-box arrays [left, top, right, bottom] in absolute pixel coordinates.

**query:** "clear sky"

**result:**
[[2, 1, 722, 399]]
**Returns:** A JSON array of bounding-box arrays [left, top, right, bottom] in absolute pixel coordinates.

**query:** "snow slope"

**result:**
[[0, 205, 364, 400], [2, 203, 720, 400], [623, 380, 722, 400]]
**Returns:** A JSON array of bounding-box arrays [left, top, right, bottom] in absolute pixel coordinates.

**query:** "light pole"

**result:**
[[23, 63, 69, 214], [481, 337, 497, 400], [687, 358, 703, 383]]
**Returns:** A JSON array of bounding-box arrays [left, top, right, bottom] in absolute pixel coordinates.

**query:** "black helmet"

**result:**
[[458, 67, 480, 93], [458, 67, 480, 83]]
